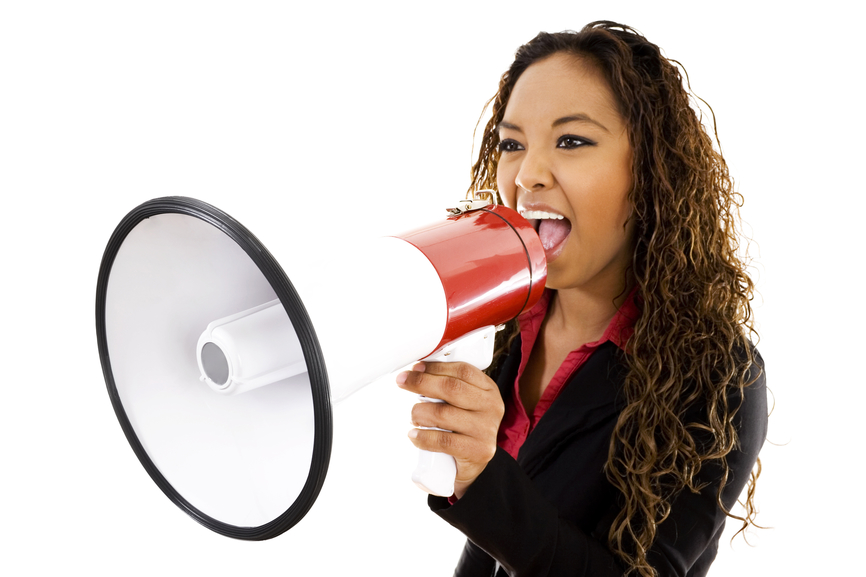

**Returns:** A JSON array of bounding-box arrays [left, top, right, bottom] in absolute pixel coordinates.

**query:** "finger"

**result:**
[[417, 361, 497, 392], [407, 428, 496, 475], [395, 361, 427, 389], [397, 361, 497, 408], [410, 399, 490, 437], [398, 369, 484, 409], [407, 427, 469, 459]]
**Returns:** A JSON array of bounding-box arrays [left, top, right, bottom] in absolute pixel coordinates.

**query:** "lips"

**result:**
[[520, 209, 572, 261]]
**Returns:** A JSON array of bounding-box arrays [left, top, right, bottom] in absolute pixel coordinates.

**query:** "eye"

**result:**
[[557, 135, 593, 149], [498, 139, 524, 153]]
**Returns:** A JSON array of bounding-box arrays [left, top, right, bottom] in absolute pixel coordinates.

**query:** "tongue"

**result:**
[[538, 218, 571, 252]]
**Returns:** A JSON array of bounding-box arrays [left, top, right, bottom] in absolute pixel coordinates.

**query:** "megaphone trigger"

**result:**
[[422, 325, 498, 369]]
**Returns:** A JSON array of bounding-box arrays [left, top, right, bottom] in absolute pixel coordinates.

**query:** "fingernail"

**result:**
[[407, 429, 418, 439], [396, 371, 408, 385], [413, 362, 426, 372]]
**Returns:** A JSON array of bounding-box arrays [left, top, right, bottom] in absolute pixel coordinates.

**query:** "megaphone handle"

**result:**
[[411, 397, 458, 497], [411, 325, 497, 497]]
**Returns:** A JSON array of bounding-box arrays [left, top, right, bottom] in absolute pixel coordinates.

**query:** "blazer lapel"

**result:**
[[516, 342, 627, 477]]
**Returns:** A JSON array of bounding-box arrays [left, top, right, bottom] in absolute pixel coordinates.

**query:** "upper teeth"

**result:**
[[520, 210, 564, 220]]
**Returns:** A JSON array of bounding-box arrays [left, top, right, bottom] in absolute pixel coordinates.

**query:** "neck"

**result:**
[[546, 281, 633, 345]]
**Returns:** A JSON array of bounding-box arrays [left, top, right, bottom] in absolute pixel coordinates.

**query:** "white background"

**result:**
[[2, 1, 863, 574]]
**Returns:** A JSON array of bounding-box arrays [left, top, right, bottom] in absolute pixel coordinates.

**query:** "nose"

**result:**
[[514, 148, 554, 194]]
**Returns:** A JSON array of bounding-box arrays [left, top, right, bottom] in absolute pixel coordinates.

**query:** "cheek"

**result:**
[[496, 176, 517, 210], [496, 167, 517, 208], [598, 155, 633, 226], [580, 168, 631, 221]]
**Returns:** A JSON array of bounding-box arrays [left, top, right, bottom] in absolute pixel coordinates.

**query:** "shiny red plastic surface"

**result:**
[[395, 205, 547, 352]]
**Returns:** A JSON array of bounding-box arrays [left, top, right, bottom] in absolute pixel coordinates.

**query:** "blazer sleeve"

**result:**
[[430, 447, 624, 576], [646, 354, 768, 575], [429, 355, 768, 577]]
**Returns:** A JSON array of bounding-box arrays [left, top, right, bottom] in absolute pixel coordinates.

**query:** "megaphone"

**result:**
[[95, 195, 546, 540]]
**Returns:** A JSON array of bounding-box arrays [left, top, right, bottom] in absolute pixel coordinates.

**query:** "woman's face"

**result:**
[[497, 52, 635, 295]]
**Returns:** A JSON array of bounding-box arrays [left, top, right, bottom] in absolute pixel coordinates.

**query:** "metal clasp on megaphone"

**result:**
[[446, 190, 496, 215]]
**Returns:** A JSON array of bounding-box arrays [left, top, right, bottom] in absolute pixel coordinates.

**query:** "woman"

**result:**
[[397, 21, 766, 577]]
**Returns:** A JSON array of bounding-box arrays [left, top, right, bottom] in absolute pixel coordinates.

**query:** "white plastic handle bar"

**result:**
[[411, 325, 497, 497]]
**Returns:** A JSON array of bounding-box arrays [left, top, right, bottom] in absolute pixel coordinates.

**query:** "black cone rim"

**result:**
[[95, 196, 333, 540]]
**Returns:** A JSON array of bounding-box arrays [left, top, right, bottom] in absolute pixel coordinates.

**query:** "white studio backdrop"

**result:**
[[1, 1, 863, 574]]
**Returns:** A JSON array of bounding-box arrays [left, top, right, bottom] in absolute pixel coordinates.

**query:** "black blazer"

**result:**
[[429, 339, 767, 577]]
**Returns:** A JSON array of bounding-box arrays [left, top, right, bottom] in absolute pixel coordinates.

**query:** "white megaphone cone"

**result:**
[[96, 195, 545, 540]]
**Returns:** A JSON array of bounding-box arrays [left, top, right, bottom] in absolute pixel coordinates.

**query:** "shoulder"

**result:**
[[700, 341, 767, 510], [731, 343, 768, 467], [690, 339, 766, 434]]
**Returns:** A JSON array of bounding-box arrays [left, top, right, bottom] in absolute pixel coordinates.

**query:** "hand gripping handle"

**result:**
[[411, 326, 497, 497]]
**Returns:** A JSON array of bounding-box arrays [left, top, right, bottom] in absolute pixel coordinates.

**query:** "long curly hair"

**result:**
[[470, 22, 762, 576]]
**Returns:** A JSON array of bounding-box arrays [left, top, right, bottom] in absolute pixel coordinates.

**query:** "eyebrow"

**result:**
[[553, 114, 610, 133], [498, 113, 611, 134]]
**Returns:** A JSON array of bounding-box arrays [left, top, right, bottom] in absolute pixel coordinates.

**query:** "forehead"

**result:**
[[504, 52, 624, 129]]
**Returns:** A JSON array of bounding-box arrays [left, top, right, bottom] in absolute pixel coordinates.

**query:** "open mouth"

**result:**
[[520, 210, 572, 260]]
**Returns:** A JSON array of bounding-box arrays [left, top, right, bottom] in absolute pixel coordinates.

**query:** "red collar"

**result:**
[[517, 285, 639, 355]]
